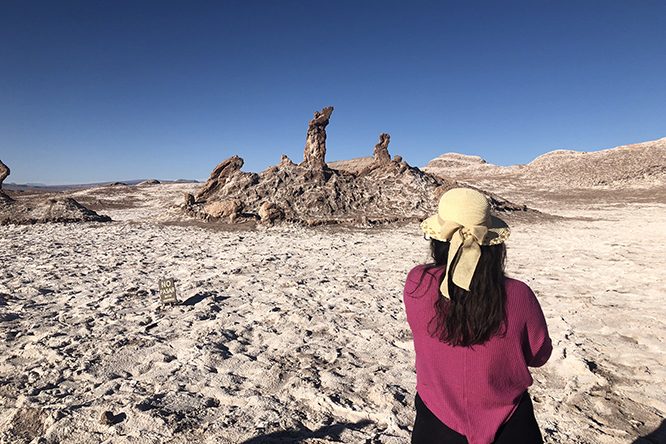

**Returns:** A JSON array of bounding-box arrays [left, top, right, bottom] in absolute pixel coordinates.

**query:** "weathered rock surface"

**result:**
[[258, 201, 284, 224], [204, 199, 240, 221], [185, 108, 530, 226], [0, 160, 9, 189], [184, 193, 195, 207], [302, 106, 334, 169]]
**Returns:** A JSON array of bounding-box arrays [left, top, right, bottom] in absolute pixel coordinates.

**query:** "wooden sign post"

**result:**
[[158, 278, 178, 305]]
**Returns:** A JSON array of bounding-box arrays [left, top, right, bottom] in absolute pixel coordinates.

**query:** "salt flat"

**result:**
[[0, 184, 664, 443]]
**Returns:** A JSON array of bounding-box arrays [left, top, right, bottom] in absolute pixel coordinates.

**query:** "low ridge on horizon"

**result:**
[[427, 135, 666, 167], [423, 136, 666, 190]]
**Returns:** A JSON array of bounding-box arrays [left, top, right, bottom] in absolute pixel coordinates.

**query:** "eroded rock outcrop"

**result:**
[[0, 190, 14, 206], [184, 107, 529, 226], [0, 196, 112, 225], [196, 155, 246, 201], [0, 160, 15, 205], [259, 202, 284, 224], [373, 133, 391, 163], [204, 199, 241, 222], [302, 106, 334, 169], [279, 154, 295, 167], [0, 161, 112, 225]]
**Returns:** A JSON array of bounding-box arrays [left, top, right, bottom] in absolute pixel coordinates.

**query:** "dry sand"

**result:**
[[0, 183, 664, 443]]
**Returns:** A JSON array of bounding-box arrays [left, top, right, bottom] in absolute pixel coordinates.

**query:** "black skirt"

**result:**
[[411, 391, 543, 444]]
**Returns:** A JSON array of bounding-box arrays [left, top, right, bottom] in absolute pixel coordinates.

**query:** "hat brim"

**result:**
[[420, 214, 510, 246]]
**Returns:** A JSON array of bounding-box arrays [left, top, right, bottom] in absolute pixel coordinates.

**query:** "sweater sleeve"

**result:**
[[523, 285, 552, 368]]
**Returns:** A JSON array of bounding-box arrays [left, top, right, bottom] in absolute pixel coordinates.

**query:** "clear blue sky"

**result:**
[[1, 1, 665, 185]]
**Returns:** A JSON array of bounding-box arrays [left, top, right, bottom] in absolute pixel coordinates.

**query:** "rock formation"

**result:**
[[0, 160, 9, 189], [184, 107, 530, 226], [204, 199, 240, 222], [0, 190, 14, 206], [196, 155, 246, 201], [0, 160, 14, 204], [302, 106, 334, 169], [258, 201, 284, 224], [279, 154, 295, 167], [0, 161, 112, 225], [0, 196, 112, 225], [373, 133, 392, 163]]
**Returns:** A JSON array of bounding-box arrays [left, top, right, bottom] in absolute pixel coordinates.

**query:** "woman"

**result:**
[[403, 188, 552, 444]]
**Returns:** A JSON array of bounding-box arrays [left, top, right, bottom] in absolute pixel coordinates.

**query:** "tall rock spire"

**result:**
[[373, 133, 391, 163], [302, 106, 334, 168]]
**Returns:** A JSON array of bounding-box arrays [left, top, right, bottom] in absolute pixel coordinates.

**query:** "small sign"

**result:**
[[159, 278, 178, 304]]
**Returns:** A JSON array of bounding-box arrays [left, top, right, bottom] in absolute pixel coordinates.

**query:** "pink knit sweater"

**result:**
[[403, 264, 552, 444]]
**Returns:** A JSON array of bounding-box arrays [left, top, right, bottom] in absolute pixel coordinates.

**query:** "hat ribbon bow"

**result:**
[[437, 220, 488, 299]]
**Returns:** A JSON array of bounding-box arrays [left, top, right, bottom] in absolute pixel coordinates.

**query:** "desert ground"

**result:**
[[1, 181, 665, 444]]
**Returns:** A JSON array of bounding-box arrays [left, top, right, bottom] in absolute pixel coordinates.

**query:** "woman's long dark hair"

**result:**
[[417, 238, 507, 347]]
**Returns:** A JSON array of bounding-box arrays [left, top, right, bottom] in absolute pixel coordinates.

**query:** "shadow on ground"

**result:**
[[182, 291, 229, 306], [633, 419, 666, 444], [240, 419, 374, 443]]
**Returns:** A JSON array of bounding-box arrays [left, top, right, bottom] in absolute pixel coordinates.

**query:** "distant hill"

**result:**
[[3, 178, 200, 192], [424, 137, 666, 189], [328, 156, 375, 174]]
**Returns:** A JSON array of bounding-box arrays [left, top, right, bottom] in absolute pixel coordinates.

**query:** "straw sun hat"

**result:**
[[420, 187, 510, 299]]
